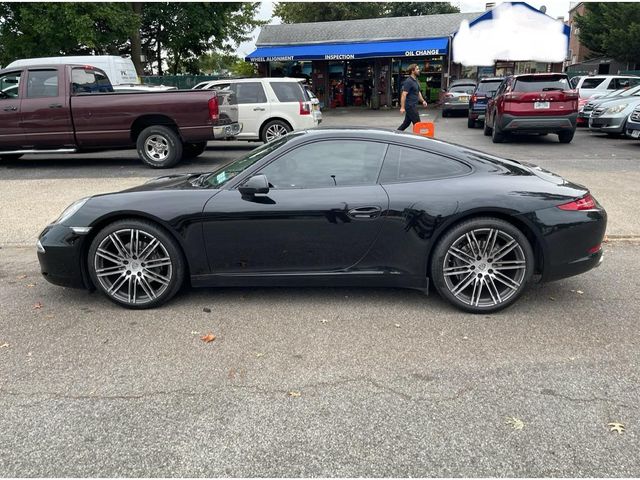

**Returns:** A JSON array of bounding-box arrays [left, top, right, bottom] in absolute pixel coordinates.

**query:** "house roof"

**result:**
[[256, 12, 483, 46]]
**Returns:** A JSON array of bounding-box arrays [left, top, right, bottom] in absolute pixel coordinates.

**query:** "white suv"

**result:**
[[200, 78, 320, 142], [574, 75, 640, 99]]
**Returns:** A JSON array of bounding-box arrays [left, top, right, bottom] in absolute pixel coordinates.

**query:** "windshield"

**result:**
[[203, 133, 302, 188]]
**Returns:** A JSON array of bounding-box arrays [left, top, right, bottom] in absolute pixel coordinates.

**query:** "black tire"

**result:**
[[260, 119, 292, 143], [442, 110, 449, 118], [0, 154, 23, 161], [430, 217, 534, 313], [483, 117, 492, 136], [87, 219, 185, 309], [558, 131, 575, 143], [136, 125, 183, 168], [491, 116, 506, 143], [467, 118, 476, 128], [182, 141, 207, 159]]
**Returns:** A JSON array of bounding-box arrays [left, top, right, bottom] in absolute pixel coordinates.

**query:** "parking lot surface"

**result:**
[[1, 108, 639, 476]]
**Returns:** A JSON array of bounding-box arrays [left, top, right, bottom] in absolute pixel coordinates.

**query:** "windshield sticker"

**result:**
[[216, 172, 227, 183]]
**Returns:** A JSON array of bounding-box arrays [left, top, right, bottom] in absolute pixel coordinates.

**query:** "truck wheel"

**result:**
[[261, 120, 291, 143], [0, 154, 23, 161], [137, 125, 183, 168], [182, 141, 207, 159], [558, 131, 574, 143]]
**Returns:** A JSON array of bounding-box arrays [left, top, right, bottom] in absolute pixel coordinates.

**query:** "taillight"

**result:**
[[208, 96, 219, 121], [557, 193, 597, 211], [587, 244, 602, 254], [299, 100, 311, 115], [445, 93, 454, 98], [470, 95, 477, 103]]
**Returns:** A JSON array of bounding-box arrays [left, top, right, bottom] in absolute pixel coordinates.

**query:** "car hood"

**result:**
[[593, 96, 640, 107], [123, 173, 209, 192]]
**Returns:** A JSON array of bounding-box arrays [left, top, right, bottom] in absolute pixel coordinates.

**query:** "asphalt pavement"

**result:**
[[1, 107, 639, 476]]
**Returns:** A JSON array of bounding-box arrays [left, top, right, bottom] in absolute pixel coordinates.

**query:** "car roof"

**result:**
[[478, 77, 504, 82], [209, 77, 303, 83]]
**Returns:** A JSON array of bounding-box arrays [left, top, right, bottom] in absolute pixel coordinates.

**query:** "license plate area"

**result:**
[[631, 130, 640, 138], [534, 101, 550, 109], [459, 96, 469, 102]]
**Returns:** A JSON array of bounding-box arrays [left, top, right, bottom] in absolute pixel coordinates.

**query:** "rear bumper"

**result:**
[[589, 115, 626, 133], [469, 106, 487, 120], [500, 113, 577, 133], [213, 122, 242, 138], [443, 102, 470, 111]]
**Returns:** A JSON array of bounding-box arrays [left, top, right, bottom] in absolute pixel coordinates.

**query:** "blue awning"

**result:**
[[246, 37, 449, 62]]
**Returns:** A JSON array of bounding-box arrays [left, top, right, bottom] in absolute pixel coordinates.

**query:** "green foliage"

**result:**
[[230, 59, 256, 77], [273, 1, 459, 23], [575, 2, 640, 63], [0, 3, 138, 66]]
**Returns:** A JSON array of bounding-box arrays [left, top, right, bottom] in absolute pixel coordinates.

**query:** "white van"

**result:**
[[5, 55, 138, 85]]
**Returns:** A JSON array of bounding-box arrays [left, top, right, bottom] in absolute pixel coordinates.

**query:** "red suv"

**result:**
[[484, 73, 578, 144]]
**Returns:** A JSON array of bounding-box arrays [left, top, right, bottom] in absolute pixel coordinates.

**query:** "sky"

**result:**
[[235, 0, 574, 57]]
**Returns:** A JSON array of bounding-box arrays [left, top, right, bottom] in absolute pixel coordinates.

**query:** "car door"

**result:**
[[229, 81, 270, 140], [20, 68, 75, 148], [0, 70, 25, 149], [202, 139, 390, 273]]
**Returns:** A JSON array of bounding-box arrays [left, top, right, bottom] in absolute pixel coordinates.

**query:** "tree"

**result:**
[[0, 3, 138, 66], [230, 59, 256, 77], [140, 2, 265, 75], [273, 1, 460, 23], [575, 2, 640, 64]]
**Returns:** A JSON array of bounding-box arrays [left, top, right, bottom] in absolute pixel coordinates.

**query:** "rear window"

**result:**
[[270, 81, 306, 102], [513, 75, 569, 92], [450, 85, 475, 94], [580, 78, 606, 89], [477, 80, 503, 93], [72, 68, 113, 94]]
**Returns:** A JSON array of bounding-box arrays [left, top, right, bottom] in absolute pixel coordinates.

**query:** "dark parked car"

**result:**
[[484, 73, 579, 143], [37, 128, 606, 314], [468, 77, 504, 128]]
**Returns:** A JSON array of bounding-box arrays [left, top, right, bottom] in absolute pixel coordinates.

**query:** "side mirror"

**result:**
[[239, 174, 270, 196]]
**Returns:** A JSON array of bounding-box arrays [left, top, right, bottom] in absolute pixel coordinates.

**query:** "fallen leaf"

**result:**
[[26, 283, 36, 288], [608, 422, 625, 434], [17, 275, 27, 280], [506, 417, 525, 430], [32, 302, 43, 310], [394, 323, 401, 328], [191, 331, 200, 335], [576, 290, 584, 295], [27, 352, 32, 357], [288, 391, 302, 397], [462, 336, 469, 340], [203, 307, 212, 313], [200, 333, 216, 343], [319, 319, 328, 324], [0, 343, 9, 349], [549, 296, 556, 301], [255, 352, 265, 358]]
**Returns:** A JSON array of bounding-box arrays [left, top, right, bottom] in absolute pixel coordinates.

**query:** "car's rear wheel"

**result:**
[[442, 110, 449, 118], [430, 217, 534, 313], [483, 117, 492, 136], [261, 120, 291, 143], [182, 141, 208, 159], [558, 131, 575, 143], [88, 219, 185, 309], [137, 125, 183, 168], [491, 116, 506, 143], [467, 118, 476, 128]]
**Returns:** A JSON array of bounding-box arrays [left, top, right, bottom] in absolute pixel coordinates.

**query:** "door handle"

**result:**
[[49, 103, 63, 109], [348, 206, 382, 219], [253, 107, 266, 111], [3, 106, 17, 112]]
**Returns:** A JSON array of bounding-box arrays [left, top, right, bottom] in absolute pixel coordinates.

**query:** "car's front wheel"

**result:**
[[430, 217, 534, 313], [491, 116, 506, 143], [88, 219, 185, 309]]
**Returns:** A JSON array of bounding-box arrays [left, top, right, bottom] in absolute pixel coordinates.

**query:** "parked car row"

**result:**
[[577, 84, 640, 139]]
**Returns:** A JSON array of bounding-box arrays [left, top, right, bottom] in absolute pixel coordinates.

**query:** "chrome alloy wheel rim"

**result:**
[[94, 229, 173, 305], [265, 124, 288, 142], [443, 228, 527, 308], [144, 135, 170, 161]]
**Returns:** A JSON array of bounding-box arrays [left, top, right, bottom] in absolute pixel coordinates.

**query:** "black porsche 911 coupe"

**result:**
[[37, 128, 606, 313]]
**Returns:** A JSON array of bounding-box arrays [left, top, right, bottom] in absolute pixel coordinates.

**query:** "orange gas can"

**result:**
[[413, 121, 435, 138]]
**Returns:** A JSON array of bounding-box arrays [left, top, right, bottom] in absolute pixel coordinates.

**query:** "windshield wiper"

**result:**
[[190, 173, 210, 187]]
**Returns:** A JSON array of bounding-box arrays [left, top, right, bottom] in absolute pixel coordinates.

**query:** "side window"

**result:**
[[270, 81, 305, 102], [379, 145, 471, 183], [71, 68, 113, 94], [209, 83, 231, 91], [233, 82, 267, 104], [0, 71, 22, 100], [580, 78, 605, 89], [27, 69, 59, 98], [259, 140, 386, 189]]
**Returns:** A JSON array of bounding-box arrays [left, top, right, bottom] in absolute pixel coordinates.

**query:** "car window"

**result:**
[[450, 85, 475, 94], [259, 140, 386, 189], [210, 83, 231, 91], [270, 81, 306, 103], [569, 77, 581, 89], [232, 82, 266, 104], [0, 71, 21, 99], [379, 145, 471, 183], [71, 68, 113, 94], [512, 75, 569, 92], [27, 69, 58, 98], [477, 81, 502, 94], [580, 78, 605, 89]]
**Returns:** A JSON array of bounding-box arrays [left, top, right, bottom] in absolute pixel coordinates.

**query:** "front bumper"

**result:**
[[500, 113, 577, 133], [589, 115, 626, 133], [625, 117, 640, 138], [37, 224, 91, 289], [213, 122, 243, 139]]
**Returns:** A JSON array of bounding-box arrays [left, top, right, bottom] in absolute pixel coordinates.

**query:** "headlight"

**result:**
[[606, 104, 629, 114], [54, 197, 90, 225]]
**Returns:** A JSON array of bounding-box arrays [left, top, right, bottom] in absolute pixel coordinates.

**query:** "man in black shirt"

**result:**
[[398, 64, 428, 131]]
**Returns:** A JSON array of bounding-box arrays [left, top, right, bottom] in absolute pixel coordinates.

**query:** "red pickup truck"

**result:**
[[0, 64, 240, 167]]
